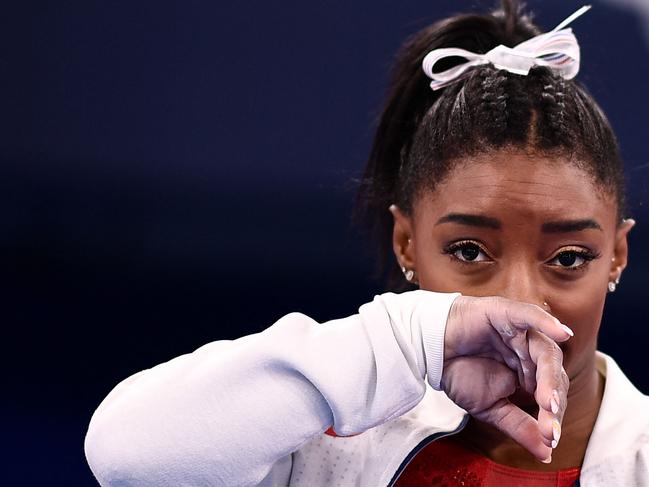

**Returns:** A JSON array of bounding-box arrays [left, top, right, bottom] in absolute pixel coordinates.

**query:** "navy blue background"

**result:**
[[3, 1, 648, 484]]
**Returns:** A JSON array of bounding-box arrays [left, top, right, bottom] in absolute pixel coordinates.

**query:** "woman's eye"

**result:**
[[448, 242, 490, 262], [548, 250, 592, 269]]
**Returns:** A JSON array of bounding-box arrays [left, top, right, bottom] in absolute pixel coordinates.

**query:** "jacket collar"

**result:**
[[581, 351, 649, 473]]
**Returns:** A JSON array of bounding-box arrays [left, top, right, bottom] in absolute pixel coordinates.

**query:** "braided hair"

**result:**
[[354, 0, 626, 290]]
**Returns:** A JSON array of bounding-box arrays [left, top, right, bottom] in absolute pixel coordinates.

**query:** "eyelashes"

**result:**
[[547, 248, 601, 271], [442, 240, 601, 271], [442, 240, 491, 264]]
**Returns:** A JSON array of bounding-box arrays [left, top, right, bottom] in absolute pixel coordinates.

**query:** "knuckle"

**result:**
[[539, 336, 563, 361], [494, 405, 515, 429], [524, 300, 544, 315], [560, 369, 570, 388]]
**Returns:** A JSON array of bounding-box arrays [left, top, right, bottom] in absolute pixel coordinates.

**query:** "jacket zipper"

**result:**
[[386, 415, 469, 487]]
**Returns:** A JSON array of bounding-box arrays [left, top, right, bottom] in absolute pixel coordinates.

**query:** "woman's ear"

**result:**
[[389, 204, 416, 271], [610, 218, 635, 284]]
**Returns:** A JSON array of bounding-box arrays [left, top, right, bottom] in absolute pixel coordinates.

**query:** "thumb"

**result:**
[[473, 399, 552, 463]]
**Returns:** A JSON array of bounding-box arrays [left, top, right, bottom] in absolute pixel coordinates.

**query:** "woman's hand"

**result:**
[[442, 296, 572, 463]]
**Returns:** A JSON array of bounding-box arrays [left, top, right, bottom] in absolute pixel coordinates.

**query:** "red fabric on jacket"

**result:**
[[394, 435, 580, 486]]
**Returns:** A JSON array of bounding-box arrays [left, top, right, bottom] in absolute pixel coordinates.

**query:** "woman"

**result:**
[[85, 1, 647, 485]]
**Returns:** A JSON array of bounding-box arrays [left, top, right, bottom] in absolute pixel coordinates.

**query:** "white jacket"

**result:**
[[85, 290, 649, 486]]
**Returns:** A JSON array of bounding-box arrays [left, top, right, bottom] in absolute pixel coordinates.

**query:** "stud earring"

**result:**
[[400, 266, 416, 283], [405, 269, 415, 282], [608, 269, 622, 293]]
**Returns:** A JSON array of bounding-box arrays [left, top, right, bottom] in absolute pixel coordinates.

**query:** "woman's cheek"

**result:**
[[419, 255, 494, 294], [553, 288, 607, 375]]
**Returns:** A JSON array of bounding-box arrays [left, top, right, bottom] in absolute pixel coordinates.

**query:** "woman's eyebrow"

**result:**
[[434, 214, 602, 233], [541, 219, 602, 233], [435, 213, 501, 229]]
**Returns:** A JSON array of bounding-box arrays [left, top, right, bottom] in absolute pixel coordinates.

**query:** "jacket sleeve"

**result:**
[[84, 290, 461, 486]]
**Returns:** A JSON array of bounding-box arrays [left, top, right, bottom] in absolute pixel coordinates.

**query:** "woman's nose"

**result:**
[[496, 261, 546, 308]]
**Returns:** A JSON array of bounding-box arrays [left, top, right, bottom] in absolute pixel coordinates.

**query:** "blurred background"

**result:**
[[3, 0, 648, 484]]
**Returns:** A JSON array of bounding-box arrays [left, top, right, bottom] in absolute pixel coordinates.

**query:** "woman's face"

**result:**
[[391, 150, 634, 382]]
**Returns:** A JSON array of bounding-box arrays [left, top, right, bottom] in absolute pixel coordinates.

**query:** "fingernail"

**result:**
[[560, 324, 574, 337], [551, 390, 560, 415], [552, 419, 562, 444], [541, 455, 552, 464], [552, 439, 558, 448]]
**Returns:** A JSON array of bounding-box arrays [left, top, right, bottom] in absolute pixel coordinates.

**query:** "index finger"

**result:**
[[485, 297, 574, 343]]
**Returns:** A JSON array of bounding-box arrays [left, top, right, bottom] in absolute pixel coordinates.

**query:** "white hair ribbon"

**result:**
[[422, 5, 592, 91]]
